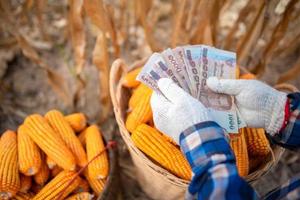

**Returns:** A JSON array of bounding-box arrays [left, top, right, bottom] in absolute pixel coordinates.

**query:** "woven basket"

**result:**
[[110, 58, 298, 200]]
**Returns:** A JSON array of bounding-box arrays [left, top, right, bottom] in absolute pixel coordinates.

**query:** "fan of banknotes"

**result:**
[[137, 45, 246, 133]]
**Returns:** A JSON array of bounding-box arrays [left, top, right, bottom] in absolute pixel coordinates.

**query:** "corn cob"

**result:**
[[65, 113, 87, 132], [244, 128, 270, 156], [32, 171, 80, 200], [74, 178, 90, 193], [240, 73, 256, 79], [12, 192, 34, 200], [0, 130, 20, 199], [128, 84, 152, 109], [131, 124, 192, 180], [229, 129, 249, 177], [66, 192, 94, 200], [51, 166, 63, 178], [122, 67, 142, 88], [85, 125, 109, 179], [45, 110, 87, 167], [19, 175, 32, 193], [34, 154, 50, 186], [126, 93, 153, 133], [24, 114, 76, 170], [46, 156, 57, 169], [78, 129, 87, 146], [18, 125, 42, 176], [85, 173, 106, 196]]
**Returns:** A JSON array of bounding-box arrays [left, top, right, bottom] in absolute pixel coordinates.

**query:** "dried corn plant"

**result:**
[[1, 0, 300, 123]]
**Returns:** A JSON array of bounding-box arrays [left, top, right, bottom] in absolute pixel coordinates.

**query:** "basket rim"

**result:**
[[110, 57, 297, 185]]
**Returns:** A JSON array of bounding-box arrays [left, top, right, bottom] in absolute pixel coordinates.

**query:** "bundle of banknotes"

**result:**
[[137, 45, 246, 133]]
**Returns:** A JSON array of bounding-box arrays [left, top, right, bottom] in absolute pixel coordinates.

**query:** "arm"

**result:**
[[180, 122, 256, 200], [150, 78, 257, 200], [272, 92, 300, 149]]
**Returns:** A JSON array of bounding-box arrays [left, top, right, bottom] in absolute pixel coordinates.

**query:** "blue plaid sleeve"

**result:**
[[272, 93, 300, 149], [179, 121, 258, 200]]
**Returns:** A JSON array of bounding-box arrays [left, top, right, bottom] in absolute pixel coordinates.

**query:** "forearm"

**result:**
[[180, 122, 257, 200], [272, 93, 300, 149]]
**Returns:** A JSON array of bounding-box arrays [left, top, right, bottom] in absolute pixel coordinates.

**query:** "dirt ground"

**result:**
[[1, 0, 300, 199]]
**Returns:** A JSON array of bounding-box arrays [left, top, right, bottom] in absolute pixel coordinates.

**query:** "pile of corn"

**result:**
[[123, 67, 271, 179], [0, 110, 109, 200]]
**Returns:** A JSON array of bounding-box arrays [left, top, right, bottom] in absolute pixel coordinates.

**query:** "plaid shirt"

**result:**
[[180, 93, 300, 200]]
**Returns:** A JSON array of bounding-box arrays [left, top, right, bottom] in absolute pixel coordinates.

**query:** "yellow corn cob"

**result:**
[[34, 154, 50, 186], [244, 128, 270, 156], [24, 114, 76, 170], [51, 166, 63, 178], [229, 129, 249, 177], [18, 125, 42, 176], [126, 92, 153, 133], [12, 192, 34, 200], [0, 130, 20, 199], [78, 129, 87, 146], [86, 125, 109, 179], [46, 156, 57, 169], [74, 178, 90, 193], [32, 171, 80, 200], [19, 175, 32, 193], [122, 67, 142, 88], [85, 173, 106, 196], [131, 124, 192, 180], [45, 110, 87, 167], [66, 192, 94, 200], [65, 113, 87, 132], [128, 84, 152, 109], [240, 73, 256, 79]]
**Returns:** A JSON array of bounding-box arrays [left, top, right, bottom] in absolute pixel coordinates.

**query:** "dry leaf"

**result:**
[[171, 0, 186, 47], [93, 32, 111, 123], [277, 57, 300, 84], [237, 1, 265, 64], [68, 0, 86, 75], [84, 0, 119, 57]]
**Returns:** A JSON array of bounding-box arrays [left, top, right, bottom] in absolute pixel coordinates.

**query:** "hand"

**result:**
[[207, 77, 287, 135], [150, 78, 212, 144]]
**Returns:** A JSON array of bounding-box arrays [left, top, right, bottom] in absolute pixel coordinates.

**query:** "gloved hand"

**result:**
[[207, 77, 287, 135], [150, 78, 212, 144]]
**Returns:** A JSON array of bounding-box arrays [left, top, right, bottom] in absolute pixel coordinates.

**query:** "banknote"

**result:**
[[173, 47, 196, 96], [136, 53, 181, 92], [136, 45, 246, 133], [162, 48, 190, 93], [183, 46, 202, 97]]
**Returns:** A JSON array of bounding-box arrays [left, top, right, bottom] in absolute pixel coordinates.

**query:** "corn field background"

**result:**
[[0, 0, 300, 199]]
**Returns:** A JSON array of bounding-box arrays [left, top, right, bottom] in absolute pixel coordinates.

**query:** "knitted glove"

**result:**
[[151, 78, 212, 144], [207, 77, 287, 135]]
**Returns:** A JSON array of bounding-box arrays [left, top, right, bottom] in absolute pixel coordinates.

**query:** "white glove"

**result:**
[[150, 78, 212, 144], [207, 77, 287, 135]]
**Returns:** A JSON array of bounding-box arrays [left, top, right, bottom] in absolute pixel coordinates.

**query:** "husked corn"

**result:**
[[131, 124, 192, 180], [65, 113, 87, 132], [45, 110, 87, 167], [0, 130, 20, 199], [85, 125, 109, 179], [18, 125, 42, 176], [24, 114, 76, 170], [230, 129, 249, 177]]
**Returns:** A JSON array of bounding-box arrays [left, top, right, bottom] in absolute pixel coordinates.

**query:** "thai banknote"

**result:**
[[136, 45, 246, 133]]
